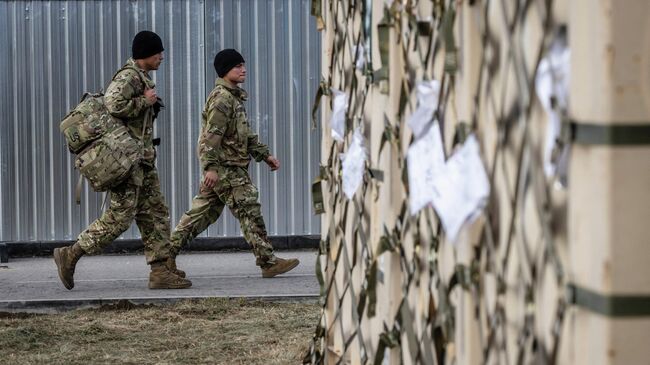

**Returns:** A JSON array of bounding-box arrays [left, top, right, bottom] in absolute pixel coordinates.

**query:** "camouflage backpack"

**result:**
[[59, 66, 146, 194]]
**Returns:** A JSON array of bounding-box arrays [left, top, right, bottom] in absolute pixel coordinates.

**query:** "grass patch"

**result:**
[[0, 298, 319, 365]]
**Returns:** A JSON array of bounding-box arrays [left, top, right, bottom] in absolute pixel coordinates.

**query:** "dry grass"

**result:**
[[0, 298, 319, 365]]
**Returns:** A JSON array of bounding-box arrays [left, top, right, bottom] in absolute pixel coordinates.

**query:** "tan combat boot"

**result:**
[[149, 261, 192, 289], [166, 257, 186, 278], [261, 257, 300, 278], [53, 242, 85, 290]]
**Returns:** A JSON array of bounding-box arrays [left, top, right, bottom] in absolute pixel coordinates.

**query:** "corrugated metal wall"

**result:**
[[0, 0, 321, 242]]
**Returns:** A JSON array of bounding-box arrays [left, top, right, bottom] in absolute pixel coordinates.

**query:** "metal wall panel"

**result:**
[[0, 0, 321, 242]]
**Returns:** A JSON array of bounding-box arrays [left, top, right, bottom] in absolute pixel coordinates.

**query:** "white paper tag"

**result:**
[[535, 42, 570, 178], [331, 89, 348, 142], [354, 42, 367, 71], [341, 128, 367, 199], [407, 121, 446, 215], [431, 135, 490, 243], [407, 80, 441, 139]]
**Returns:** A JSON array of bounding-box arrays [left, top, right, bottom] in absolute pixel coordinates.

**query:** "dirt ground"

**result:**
[[0, 298, 319, 365]]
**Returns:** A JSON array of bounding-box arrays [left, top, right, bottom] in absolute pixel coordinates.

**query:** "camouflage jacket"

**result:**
[[104, 58, 157, 164], [198, 78, 270, 170]]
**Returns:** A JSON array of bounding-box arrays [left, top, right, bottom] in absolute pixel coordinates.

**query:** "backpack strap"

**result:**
[[75, 174, 110, 209], [111, 65, 147, 87], [75, 174, 83, 205]]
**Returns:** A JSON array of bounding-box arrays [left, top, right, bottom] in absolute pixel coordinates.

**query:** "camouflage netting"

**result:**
[[305, 0, 572, 364]]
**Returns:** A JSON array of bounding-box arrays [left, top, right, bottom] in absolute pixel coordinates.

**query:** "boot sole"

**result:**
[[148, 281, 192, 289], [53, 248, 74, 290], [262, 260, 300, 278]]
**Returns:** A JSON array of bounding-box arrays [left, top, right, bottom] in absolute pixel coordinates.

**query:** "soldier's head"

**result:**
[[214, 49, 246, 86], [132, 30, 164, 71]]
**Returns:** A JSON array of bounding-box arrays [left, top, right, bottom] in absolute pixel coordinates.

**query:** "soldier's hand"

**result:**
[[144, 88, 158, 106], [203, 170, 219, 189], [265, 155, 280, 171]]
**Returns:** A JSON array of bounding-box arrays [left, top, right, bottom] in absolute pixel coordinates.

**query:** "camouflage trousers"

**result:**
[[170, 165, 275, 267], [77, 165, 172, 264]]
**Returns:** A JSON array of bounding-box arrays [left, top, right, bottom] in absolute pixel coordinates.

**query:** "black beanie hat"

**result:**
[[214, 49, 245, 77], [132, 31, 164, 59]]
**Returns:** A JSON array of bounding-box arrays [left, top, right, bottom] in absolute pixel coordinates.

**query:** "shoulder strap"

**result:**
[[74, 174, 110, 208], [112, 65, 146, 85]]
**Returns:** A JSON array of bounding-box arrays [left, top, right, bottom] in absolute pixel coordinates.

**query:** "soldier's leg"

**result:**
[[133, 167, 174, 264], [217, 181, 276, 267], [218, 180, 299, 277], [77, 183, 139, 254], [135, 167, 191, 289], [54, 182, 138, 289], [170, 182, 225, 256]]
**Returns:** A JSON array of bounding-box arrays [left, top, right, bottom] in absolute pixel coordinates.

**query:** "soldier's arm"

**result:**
[[199, 98, 231, 171], [247, 132, 271, 162], [104, 70, 150, 119]]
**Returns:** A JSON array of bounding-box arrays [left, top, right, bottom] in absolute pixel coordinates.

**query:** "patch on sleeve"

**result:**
[[206, 114, 227, 134], [209, 88, 234, 115]]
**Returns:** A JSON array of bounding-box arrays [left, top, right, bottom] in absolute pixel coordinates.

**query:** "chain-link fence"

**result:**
[[304, 0, 577, 363]]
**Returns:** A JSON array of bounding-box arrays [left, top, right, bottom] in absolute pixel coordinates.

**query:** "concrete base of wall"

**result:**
[[1, 235, 319, 260], [0, 243, 8, 263]]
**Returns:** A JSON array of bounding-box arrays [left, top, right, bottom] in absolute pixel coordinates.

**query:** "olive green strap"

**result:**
[[311, 165, 328, 215], [373, 325, 400, 365], [441, 6, 457, 74], [452, 121, 471, 146], [454, 262, 480, 290], [368, 168, 384, 182], [365, 261, 378, 317], [75, 175, 84, 205], [311, 180, 325, 215], [568, 284, 650, 317], [373, 7, 392, 83], [310, 0, 324, 30], [564, 120, 650, 145], [311, 80, 330, 130]]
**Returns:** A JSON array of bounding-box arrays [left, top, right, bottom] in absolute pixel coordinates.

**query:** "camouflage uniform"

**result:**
[[170, 78, 276, 267], [76, 58, 172, 264]]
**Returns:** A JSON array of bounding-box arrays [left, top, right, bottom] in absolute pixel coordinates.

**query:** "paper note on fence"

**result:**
[[331, 89, 348, 142], [408, 80, 441, 139], [342, 128, 367, 199], [407, 122, 446, 215], [431, 135, 490, 243], [535, 41, 570, 178]]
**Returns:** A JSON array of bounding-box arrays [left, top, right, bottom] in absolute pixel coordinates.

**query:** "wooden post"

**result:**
[[566, 1, 650, 364], [454, 2, 484, 365]]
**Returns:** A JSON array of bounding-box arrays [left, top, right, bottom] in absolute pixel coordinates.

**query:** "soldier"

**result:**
[[169, 49, 299, 278], [54, 31, 192, 290]]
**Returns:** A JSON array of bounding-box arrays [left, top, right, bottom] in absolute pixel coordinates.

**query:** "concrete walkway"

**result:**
[[0, 250, 318, 312]]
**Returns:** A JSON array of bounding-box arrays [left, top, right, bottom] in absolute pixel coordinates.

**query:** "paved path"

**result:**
[[0, 250, 318, 312]]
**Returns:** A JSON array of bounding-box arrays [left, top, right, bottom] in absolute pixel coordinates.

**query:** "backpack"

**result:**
[[59, 66, 147, 194]]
